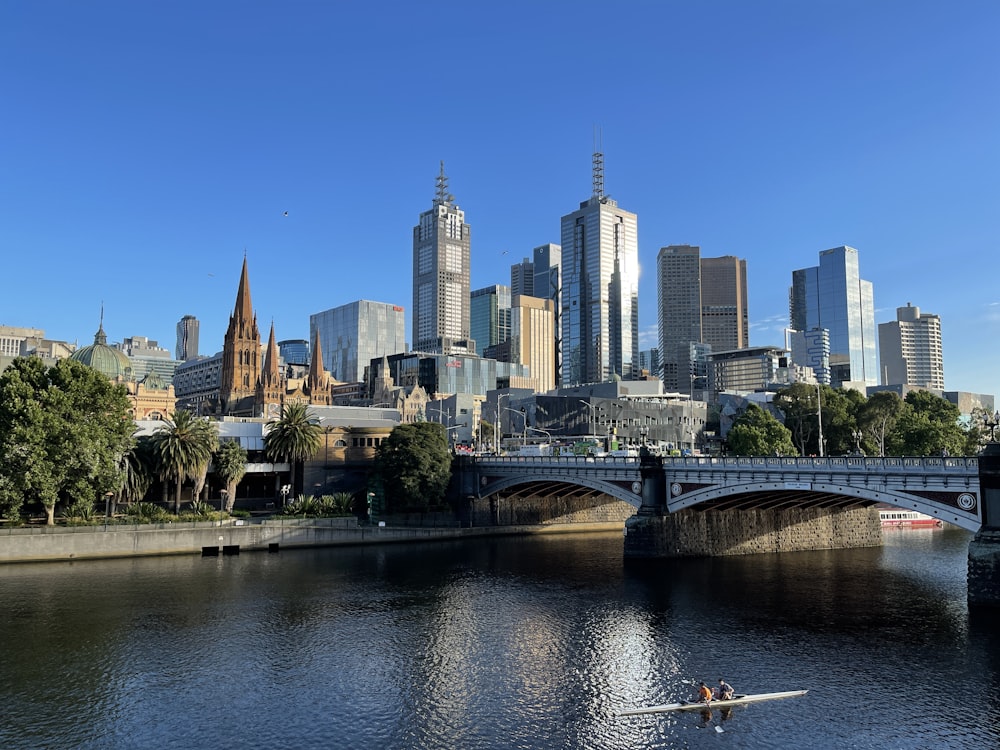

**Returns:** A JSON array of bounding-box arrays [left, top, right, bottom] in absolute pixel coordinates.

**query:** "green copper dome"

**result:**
[[70, 320, 133, 380]]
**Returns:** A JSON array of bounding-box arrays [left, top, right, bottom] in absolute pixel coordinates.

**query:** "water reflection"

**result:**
[[0, 528, 998, 749]]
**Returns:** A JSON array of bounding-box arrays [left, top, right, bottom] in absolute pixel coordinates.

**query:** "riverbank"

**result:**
[[0, 517, 624, 564]]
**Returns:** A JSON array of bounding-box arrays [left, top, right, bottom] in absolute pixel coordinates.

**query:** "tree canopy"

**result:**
[[0, 357, 134, 523], [374, 422, 453, 512], [152, 410, 219, 514], [264, 402, 322, 497], [726, 403, 797, 457]]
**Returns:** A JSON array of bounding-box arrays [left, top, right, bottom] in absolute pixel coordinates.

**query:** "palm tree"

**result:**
[[117, 434, 156, 510], [152, 411, 219, 514], [264, 402, 321, 502], [213, 439, 247, 512]]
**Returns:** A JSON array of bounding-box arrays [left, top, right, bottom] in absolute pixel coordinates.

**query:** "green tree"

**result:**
[[774, 383, 821, 455], [726, 403, 797, 457], [374, 422, 452, 512], [117, 433, 157, 510], [152, 410, 219, 514], [857, 391, 904, 456], [213, 439, 248, 512], [264, 402, 322, 499], [0, 357, 134, 524], [890, 391, 965, 456]]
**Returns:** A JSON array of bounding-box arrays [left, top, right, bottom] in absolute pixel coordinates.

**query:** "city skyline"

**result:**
[[3, 2, 998, 396]]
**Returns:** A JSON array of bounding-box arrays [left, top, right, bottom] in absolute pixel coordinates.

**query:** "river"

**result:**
[[1, 526, 997, 749]]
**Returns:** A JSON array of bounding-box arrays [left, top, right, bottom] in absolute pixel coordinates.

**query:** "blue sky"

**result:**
[[3, 1, 998, 396]]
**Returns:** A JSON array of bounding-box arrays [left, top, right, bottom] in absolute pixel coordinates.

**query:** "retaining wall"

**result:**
[[624, 506, 883, 558]]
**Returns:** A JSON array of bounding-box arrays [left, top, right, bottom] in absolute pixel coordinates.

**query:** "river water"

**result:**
[[1, 526, 998, 749]]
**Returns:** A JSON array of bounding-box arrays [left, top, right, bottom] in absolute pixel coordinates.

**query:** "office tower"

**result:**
[[311, 300, 406, 383], [510, 294, 556, 393], [788, 327, 831, 385], [117, 335, 179, 384], [510, 258, 534, 298], [278, 339, 309, 366], [471, 285, 511, 357], [878, 303, 944, 389], [175, 315, 199, 361], [657, 245, 702, 391], [412, 162, 472, 354], [638, 348, 660, 378], [700, 255, 748, 352], [560, 150, 638, 385], [657, 246, 749, 392], [789, 246, 877, 388]]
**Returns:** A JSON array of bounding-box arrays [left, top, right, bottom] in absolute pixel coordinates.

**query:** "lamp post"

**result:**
[[502, 407, 526, 447], [494, 393, 508, 455], [851, 429, 863, 455], [984, 410, 1000, 442], [815, 383, 825, 457], [578, 399, 597, 437], [280, 484, 291, 508]]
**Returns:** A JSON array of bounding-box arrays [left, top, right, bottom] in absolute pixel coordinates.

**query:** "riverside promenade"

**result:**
[[0, 517, 622, 564]]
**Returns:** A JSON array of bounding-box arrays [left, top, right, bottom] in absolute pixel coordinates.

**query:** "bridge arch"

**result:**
[[479, 476, 641, 508]]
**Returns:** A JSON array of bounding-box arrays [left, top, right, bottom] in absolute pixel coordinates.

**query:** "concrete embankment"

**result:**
[[0, 518, 624, 564]]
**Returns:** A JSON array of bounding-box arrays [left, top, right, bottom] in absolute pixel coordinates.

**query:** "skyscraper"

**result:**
[[412, 162, 472, 355], [510, 294, 556, 393], [470, 285, 511, 357], [510, 258, 534, 298], [657, 246, 749, 392], [311, 300, 406, 384], [878, 303, 944, 389], [560, 151, 638, 386], [175, 314, 199, 361], [700, 255, 748, 352], [657, 245, 702, 390], [789, 245, 877, 388]]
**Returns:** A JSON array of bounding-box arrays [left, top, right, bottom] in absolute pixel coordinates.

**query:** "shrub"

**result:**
[[127, 502, 170, 523]]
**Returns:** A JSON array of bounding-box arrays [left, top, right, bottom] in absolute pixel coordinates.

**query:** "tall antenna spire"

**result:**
[[592, 126, 605, 200], [434, 160, 450, 206]]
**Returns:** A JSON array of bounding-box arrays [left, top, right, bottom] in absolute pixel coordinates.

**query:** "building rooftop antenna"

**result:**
[[592, 126, 605, 200], [434, 160, 450, 206]]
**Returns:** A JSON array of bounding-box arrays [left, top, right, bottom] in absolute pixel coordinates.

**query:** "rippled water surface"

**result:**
[[1, 527, 998, 749]]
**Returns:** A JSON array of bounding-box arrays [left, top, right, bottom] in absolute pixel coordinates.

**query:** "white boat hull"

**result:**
[[617, 689, 808, 717]]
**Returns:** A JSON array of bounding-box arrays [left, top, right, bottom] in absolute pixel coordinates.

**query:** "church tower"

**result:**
[[219, 256, 261, 416], [257, 322, 284, 418], [307, 329, 333, 406]]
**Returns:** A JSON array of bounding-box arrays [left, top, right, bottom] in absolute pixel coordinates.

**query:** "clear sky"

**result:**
[[3, 1, 998, 396]]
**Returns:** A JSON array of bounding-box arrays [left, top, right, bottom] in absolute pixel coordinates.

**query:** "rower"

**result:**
[[717, 678, 734, 700], [697, 681, 714, 703]]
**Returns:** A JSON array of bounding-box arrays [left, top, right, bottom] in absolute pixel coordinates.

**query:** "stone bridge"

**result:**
[[458, 454, 982, 532]]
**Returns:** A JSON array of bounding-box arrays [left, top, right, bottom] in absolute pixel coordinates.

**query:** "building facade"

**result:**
[[788, 327, 831, 385], [278, 339, 309, 367], [311, 300, 406, 384], [700, 254, 749, 353], [789, 245, 877, 388], [878, 303, 944, 389], [175, 315, 199, 361], [560, 152, 638, 386], [657, 245, 703, 390], [470, 285, 511, 357], [510, 294, 556, 394], [510, 257, 534, 298], [412, 162, 472, 355]]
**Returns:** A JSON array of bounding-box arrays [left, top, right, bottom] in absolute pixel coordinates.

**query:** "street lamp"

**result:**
[[578, 399, 597, 436], [815, 383, 825, 458], [851, 429, 863, 455], [502, 407, 527, 447], [280, 484, 291, 508], [984, 410, 1000, 442], [494, 392, 508, 456]]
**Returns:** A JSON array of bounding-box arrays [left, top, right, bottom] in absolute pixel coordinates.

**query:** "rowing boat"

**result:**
[[617, 690, 808, 717]]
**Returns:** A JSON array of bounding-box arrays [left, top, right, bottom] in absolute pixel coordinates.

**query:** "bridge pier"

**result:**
[[969, 444, 1000, 608]]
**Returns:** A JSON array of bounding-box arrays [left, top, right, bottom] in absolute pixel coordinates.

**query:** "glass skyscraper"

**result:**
[[310, 300, 406, 384], [559, 153, 638, 386], [789, 246, 877, 387], [412, 162, 472, 355], [470, 285, 511, 357]]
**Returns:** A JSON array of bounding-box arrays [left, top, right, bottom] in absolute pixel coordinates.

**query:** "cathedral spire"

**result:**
[[309, 329, 325, 386], [261, 322, 280, 387], [233, 255, 254, 326]]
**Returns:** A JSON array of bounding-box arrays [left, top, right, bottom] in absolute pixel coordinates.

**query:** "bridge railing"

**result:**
[[471, 454, 979, 473]]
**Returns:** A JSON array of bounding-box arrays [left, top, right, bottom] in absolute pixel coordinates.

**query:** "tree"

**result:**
[[890, 391, 965, 456], [264, 402, 322, 499], [857, 391, 904, 456], [0, 357, 134, 524], [117, 433, 157, 510], [213, 439, 248, 512], [374, 422, 452, 512], [773, 383, 820, 455], [726, 403, 797, 457], [152, 410, 219, 514]]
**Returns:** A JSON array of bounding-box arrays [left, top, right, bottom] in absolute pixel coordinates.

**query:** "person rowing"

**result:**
[[716, 678, 735, 700], [696, 681, 714, 703]]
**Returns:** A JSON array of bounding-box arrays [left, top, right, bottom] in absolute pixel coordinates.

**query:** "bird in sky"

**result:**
[[283, 211, 288, 216]]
